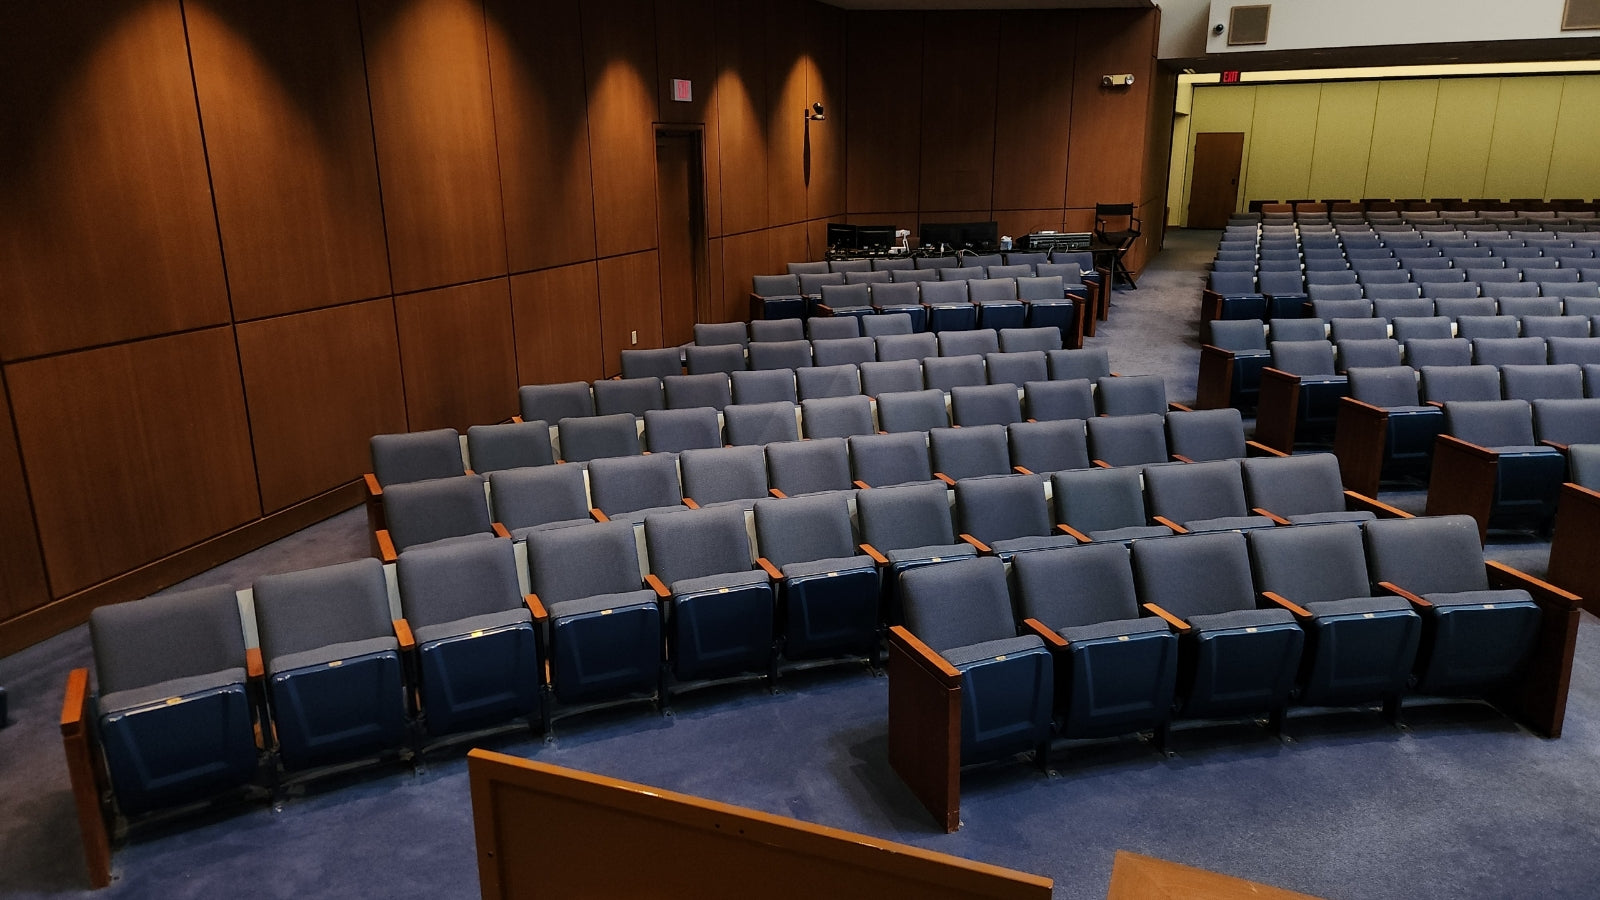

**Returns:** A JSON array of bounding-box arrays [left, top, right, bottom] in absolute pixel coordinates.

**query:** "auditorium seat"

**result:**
[[525, 521, 662, 718], [395, 537, 540, 738]]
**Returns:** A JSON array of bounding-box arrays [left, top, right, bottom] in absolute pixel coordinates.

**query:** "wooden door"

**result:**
[[1188, 132, 1245, 229], [655, 129, 708, 347]]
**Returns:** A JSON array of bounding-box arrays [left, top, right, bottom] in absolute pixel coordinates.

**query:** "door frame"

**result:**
[[654, 124, 712, 331]]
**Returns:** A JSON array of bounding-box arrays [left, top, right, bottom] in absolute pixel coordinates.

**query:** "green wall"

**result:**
[[1176, 73, 1600, 224]]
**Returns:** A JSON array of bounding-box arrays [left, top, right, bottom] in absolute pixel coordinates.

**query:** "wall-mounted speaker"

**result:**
[[1563, 0, 1600, 30], [1227, 5, 1271, 46]]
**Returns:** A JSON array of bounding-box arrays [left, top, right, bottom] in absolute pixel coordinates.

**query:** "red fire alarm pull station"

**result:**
[[1220, 70, 1242, 84], [672, 79, 693, 102]]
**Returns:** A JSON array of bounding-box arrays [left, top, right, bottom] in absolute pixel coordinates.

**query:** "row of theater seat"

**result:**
[[368, 403, 1276, 558], [750, 267, 1098, 335], [85, 447, 1560, 824], [616, 323, 1073, 380], [889, 508, 1571, 827]]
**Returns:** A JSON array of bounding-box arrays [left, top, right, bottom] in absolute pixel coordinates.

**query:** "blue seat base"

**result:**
[[99, 683, 258, 817], [269, 650, 409, 771], [417, 623, 541, 737]]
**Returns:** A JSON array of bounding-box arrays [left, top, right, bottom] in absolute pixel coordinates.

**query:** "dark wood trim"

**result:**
[[0, 481, 362, 657]]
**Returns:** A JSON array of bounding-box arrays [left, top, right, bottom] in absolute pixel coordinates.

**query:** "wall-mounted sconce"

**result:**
[[1101, 74, 1135, 88], [804, 102, 826, 122]]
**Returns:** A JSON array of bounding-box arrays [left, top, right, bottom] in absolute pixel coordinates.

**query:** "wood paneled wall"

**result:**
[[0, 0, 1166, 653], [841, 7, 1165, 257]]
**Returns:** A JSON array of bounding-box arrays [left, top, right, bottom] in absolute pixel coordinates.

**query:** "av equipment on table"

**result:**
[[1022, 231, 1093, 253]]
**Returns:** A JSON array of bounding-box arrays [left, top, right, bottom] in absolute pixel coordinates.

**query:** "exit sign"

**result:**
[[1220, 70, 1242, 84], [671, 79, 693, 102]]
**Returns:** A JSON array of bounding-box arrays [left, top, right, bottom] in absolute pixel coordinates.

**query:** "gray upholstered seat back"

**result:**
[[753, 494, 856, 568], [679, 445, 768, 505], [955, 474, 1052, 544], [1053, 467, 1147, 532], [767, 438, 852, 496], [1363, 514, 1490, 594], [1349, 366, 1421, 408], [644, 407, 722, 453], [557, 413, 642, 461], [1443, 399, 1536, 447], [1166, 408, 1246, 461], [1144, 460, 1249, 522], [1012, 543, 1139, 629], [929, 425, 1009, 480], [900, 557, 1017, 653], [938, 329, 1000, 357], [489, 464, 589, 531], [664, 373, 733, 411], [527, 521, 643, 604], [254, 557, 393, 666], [645, 506, 754, 585], [90, 585, 246, 696], [849, 432, 933, 487], [1239, 453, 1346, 518], [1131, 531, 1254, 619], [589, 453, 682, 515], [370, 428, 464, 487], [520, 382, 594, 424], [856, 481, 956, 551], [467, 421, 554, 473], [396, 537, 521, 631], [383, 474, 491, 550], [1247, 522, 1371, 606]]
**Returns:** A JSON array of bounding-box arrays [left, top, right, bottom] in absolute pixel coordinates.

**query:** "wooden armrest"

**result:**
[[1435, 433, 1498, 460], [1425, 400, 1444, 409], [61, 667, 90, 733], [1171, 453, 1195, 464], [377, 530, 398, 564], [1262, 590, 1313, 619], [1541, 439, 1569, 453], [1340, 396, 1390, 418], [1245, 440, 1289, 458], [1377, 581, 1431, 608], [1252, 507, 1292, 526], [1056, 523, 1093, 542], [1012, 465, 1034, 476], [860, 543, 889, 565], [1344, 490, 1413, 519], [246, 648, 264, 679], [852, 480, 871, 490], [1168, 402, 1194, 413], [757, 557, 784, 580], [393, 618, 415, 652], [1092, 459, 1112, 469], [492, 522, 511, 539], [589, 507, 610, 523], [1022, 617, 1068, 649], [769, 487, 789, 499], [1486, 560, 1582, 612], [645, 573, 671, 599], [363, 472, 383, 497], [1152, 515, 1188, 534], [525, 593, 549, 622], [681, 497, 701, 509], [887, 625, 961, 683], [1141, 603, 1191, 633], [934, 472, 957, 486], [511, 415, 523, 423], [958, 533, 992, 554]]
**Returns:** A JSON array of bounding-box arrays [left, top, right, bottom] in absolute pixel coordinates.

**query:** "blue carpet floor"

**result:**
[[3, 229, 1597, 899]]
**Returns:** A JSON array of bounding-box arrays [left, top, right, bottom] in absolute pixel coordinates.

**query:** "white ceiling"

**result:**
[[820, 1, 1152, 9]]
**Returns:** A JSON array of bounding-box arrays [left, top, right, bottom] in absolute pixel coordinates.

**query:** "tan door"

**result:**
[[1188, 132, 1245, 229], [655, 129, 708, 347]]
